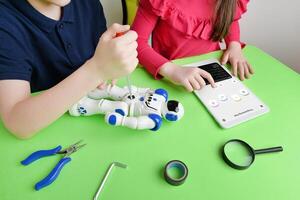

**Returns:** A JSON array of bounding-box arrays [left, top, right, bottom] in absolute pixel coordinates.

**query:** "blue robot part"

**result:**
[[165, 113, 178, 121], [78, 106, 87, 115], [154, 89, 168, 102], [148, 114, 163, 131], [108, 115, 117, 125], [115, 109, 125, 116]]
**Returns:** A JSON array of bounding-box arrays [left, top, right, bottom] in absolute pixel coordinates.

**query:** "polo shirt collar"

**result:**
[[10, 0, 74, 33]]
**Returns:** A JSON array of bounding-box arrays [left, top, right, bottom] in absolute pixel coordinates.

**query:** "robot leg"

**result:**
[[98, 99, 129, 116], [105, 113, 162, 131], [69, 97, 129, 117], [69, 96, 102, 116]]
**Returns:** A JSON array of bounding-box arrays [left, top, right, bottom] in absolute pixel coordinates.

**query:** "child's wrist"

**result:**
[[228, 41, 241, 49], [83, 58, 104, 84], [159, 62, 176, 78]]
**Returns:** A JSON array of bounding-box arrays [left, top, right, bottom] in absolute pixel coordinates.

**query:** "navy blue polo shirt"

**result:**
[[0, 0, 107, 92]]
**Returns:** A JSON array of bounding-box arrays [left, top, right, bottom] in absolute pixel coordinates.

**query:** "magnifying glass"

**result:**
[[222, 139, 283, 170]]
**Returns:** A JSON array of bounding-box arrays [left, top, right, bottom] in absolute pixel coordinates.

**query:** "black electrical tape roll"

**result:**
[[164, 160, 188, 186]]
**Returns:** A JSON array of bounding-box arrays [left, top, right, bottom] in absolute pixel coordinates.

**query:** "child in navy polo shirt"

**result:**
[[0, 0, 138, 139]]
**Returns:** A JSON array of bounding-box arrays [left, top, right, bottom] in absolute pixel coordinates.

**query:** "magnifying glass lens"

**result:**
[[224, 141, 254, 167]]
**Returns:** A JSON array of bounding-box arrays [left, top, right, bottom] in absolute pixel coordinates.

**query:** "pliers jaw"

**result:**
[[58, 140, 86, 157]]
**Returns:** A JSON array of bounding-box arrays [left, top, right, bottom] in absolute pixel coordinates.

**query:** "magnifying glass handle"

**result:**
[[254, 146, 283, 155]]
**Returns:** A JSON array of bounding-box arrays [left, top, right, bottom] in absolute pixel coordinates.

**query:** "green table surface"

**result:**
[[0, 45, 299, 200]]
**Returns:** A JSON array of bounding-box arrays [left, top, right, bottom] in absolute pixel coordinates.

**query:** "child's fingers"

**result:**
[[97, 81, 107, 89], [122, 42, 138, 57], [102, 23, 130, 41], [195, 74, 206, 88], [132, 57, 139, 68], [243, 62, 251, 79], [189, 78, 201, 90], [123, 49, 138, 62], [232, 60, 238, 77], [126, 56, 139, 69], [119, 56, 139, 74], [238, 62, 245, 81], [221, 52, 229, 65], [111, 79, 118, 85], [199, 71, 215, 87], [247, 62, 254, 74], [114, 30, 138, 45], [183, 80, 193, 92], [128, 41, 138, 52]]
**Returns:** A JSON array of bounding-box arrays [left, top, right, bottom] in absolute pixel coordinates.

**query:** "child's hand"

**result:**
[[89, 23, 138, 82], [97, 79, 117, 89], [221, 41, 254, 81], [159, 62, 216, 92]]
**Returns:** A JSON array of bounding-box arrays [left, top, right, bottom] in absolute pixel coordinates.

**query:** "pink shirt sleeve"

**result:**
[[131, 4, 170, 79]]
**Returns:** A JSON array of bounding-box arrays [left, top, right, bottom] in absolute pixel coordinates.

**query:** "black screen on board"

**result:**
[[198, 63, 232, 84]]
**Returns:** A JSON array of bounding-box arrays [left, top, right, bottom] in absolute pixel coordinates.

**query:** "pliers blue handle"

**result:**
[[35, 157, 71, 190], [21, 141, 85, 191], [21, 146, 62, 165]]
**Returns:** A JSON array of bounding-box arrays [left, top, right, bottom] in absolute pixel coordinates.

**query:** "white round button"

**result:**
[[209, 100, 219, 107], [231, 94, 241, 102], [218, 94, 228, 101], [240, 89, 249, 96]]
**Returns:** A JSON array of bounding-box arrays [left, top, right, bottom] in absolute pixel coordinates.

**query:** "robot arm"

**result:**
[[70, 84, 152, 117], [105, 112, 162, 131], [124, 85, 151, 94], [88, 84, 151, 100], [88, 84, 128, 100]]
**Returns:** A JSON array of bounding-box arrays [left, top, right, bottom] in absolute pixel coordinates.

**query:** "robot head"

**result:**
[[162, 100, 184, 122]]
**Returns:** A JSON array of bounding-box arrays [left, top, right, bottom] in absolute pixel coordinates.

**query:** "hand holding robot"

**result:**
[[69, 84, 184, 131]]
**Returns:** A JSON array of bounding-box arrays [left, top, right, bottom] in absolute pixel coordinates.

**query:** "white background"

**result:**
[[240, 0, 300, 73]]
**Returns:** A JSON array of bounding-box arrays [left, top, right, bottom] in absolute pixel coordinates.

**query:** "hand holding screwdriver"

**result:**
[[90, 24, 138, 83], [115, 31, 135, 99]]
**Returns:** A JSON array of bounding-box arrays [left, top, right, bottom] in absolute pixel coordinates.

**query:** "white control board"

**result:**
[[183, 59, 269, 128]]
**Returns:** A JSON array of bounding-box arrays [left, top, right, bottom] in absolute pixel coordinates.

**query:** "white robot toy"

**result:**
[[69, 84, 184, 131]]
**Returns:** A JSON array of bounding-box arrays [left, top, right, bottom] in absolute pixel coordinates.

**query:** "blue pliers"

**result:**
[[21, 140, 86, 191]]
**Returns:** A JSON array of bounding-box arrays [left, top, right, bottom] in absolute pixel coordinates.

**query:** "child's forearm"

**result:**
[[131, 5, 170, 79], [2, 24, 138, 139], [4, 60, 101, 139]]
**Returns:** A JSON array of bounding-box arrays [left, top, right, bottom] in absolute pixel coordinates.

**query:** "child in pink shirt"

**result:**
[[132, 0, 253, 91]]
